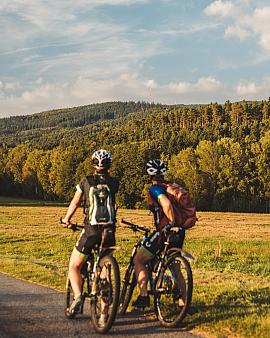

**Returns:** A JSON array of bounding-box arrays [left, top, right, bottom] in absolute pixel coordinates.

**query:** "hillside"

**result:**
[[0, 99, 269, 212], [0, 101, 166, 148]]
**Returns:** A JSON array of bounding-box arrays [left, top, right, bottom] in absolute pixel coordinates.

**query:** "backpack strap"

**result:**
[[83, 176, 95, 216]]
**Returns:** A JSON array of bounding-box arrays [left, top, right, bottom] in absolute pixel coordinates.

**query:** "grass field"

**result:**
[[0, 204, 269, 338]]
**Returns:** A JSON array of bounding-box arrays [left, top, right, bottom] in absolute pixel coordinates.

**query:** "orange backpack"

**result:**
[[148, 182, 196, 229]]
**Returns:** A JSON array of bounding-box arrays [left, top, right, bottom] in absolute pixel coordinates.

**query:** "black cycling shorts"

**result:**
[[140, 229, 185, 258], [75, 224, 116, 256]]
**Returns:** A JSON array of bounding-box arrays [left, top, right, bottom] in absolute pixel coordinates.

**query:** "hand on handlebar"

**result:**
[[164, 224, 184, 233], [165, 224, 172, 231], [60, 217, 73, 229]]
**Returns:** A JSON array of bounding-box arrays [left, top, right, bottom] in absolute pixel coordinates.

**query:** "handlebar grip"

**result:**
[[59, 217, 83, 231]]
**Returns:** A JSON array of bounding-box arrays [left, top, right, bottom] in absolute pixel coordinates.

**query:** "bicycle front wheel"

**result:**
[[154, 254, 193, 327], [118, 264, 136, 315], [90, 255, 120, 334]]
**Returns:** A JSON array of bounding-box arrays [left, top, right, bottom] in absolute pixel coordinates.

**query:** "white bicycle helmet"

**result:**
[[92, 149, 112, 169], [146, 159, 167, 176]]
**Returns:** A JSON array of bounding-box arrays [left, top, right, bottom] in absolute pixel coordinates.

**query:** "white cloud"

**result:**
[[0, 75, 223, 116], [204, 0, 237, 17], [0, 81, 20, 91], [250, 7, 270, 50], [145, 79, 157, 88], [235, 76, 270, 98], [4, 82, 20, 90], [236, 81, 259, 95], [225, 25, 251, 40], [225, 6, 270, 50], [2, 73, 270, 117], [204, 2, 270, 51], [167, 76, 221, 94]]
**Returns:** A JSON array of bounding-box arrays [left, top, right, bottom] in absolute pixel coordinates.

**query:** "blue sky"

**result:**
[[1, 0, 270, 117]]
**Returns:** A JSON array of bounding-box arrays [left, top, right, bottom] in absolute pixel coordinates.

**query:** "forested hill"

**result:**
[[0, 99, 269, 213], [0, 101, 166, 147], [1, 101, 163, 132]]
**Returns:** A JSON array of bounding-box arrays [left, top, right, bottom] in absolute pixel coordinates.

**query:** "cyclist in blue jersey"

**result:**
[[132, 159, 196, 308]]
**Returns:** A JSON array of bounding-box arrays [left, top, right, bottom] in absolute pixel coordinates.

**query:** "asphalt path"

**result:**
[[0, 272, 203, 338]]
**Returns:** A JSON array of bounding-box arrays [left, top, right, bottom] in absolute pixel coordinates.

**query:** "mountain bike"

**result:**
[[118, 219, 194, 328], [61, 219, 120, 334]]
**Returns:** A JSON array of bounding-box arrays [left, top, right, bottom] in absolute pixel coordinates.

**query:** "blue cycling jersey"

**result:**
[[148, 184, 166, 226], [149, 184, 166, 203]]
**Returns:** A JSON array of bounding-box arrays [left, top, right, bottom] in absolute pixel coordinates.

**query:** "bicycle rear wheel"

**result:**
[[154, 254, 193, 327], [90, 255, 120, 334], [118, 264, 136, 315]]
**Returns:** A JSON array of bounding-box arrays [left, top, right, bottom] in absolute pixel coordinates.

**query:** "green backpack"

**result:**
[[88, 183, 115, 225]]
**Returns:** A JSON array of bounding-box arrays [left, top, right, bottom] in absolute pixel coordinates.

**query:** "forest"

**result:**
[[0, 99, 269, 212]]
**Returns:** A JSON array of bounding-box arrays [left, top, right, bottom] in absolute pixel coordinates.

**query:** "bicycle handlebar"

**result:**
[[120, 219, 151, 234], [59, 217, 84, 231], [60, 217, 182, 235], [121, 218, 182, 234]]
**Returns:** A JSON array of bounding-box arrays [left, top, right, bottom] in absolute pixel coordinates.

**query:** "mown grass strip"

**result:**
[[0, 206, 269, 337]]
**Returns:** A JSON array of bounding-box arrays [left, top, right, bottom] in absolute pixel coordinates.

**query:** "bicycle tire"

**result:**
[[90, 255, 120, 334], [154, 254, 193, 327], [118, 265, 136, 315]]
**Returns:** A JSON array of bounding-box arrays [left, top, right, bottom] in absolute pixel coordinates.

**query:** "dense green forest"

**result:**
[[0, 100, 269, 212]]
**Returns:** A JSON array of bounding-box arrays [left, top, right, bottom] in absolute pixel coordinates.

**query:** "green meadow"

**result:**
[[0, 204, 269, 338]]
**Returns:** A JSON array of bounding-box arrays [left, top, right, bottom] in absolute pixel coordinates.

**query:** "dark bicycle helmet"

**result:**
[[92, 149, 112, 169], [146, 159, 167, 176]]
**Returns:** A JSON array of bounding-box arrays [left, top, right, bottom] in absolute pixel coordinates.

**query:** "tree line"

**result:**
[[0, 99, 269, 212]]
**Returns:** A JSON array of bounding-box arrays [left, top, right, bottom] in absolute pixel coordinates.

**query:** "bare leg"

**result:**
[[68, 247, 87, 298], [133, 251, 152, 297], [172, 261, 186, 306]]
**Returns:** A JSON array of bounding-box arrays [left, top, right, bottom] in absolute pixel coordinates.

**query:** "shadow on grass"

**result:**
[[183, 287, 270, 331]]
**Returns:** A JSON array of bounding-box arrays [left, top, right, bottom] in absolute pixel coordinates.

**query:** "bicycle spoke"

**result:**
[[90, 255, 120, 334], [154, 255, 193, 327]]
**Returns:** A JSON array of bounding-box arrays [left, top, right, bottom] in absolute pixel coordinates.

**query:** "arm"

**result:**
[[158, 194, 175, 226], [62, 190, 82, 228]]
